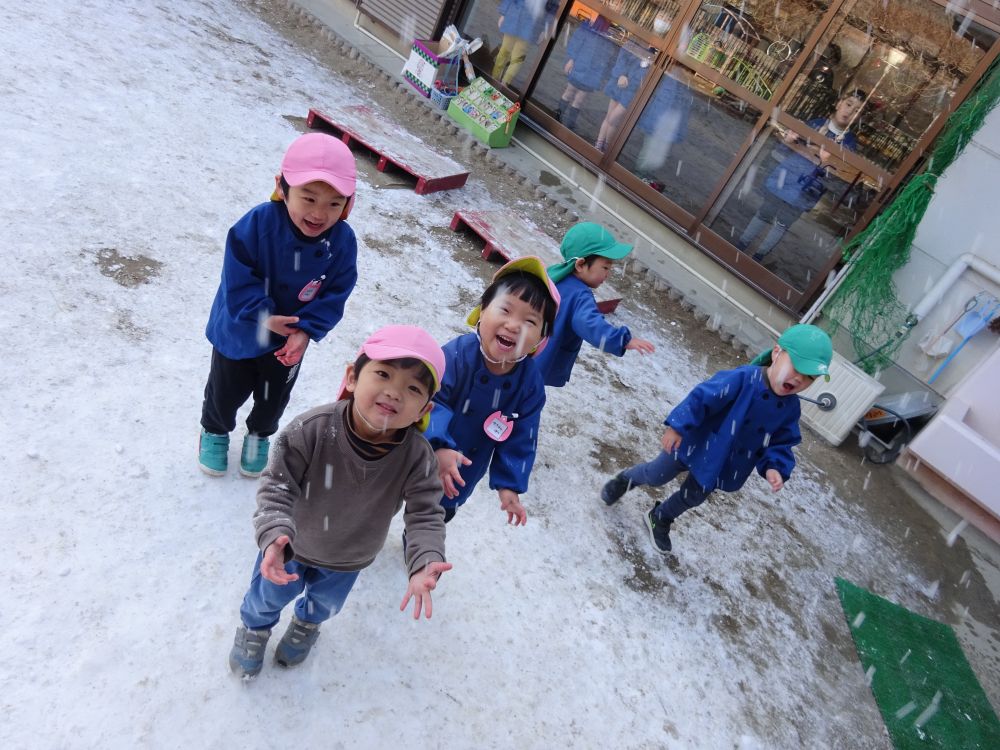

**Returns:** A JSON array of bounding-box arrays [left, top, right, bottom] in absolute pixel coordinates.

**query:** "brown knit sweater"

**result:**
[[253, 400, 445, 576]]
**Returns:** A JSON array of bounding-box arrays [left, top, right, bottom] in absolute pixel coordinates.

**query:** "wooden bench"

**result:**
[[450, 209, 623, 313], [307, 106, 470, 195]]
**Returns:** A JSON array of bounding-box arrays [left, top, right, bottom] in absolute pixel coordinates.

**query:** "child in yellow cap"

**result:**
[[602, 324, 832, 554], [425, 257, 560, 526]]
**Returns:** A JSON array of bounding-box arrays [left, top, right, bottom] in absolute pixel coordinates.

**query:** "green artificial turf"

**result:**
[[835, 577, 1000, 749]]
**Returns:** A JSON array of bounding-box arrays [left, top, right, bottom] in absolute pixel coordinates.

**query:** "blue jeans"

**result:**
[[622, 451, 711, 523], [239, 552, 360, 630]]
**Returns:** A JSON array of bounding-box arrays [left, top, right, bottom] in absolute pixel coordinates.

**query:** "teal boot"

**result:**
[[240, 434, 270, 478], [198, 430, 229, 476]]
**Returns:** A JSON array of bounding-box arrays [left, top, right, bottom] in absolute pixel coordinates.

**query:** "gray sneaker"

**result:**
[[228, 626, 271, 678], [274, 616, 321, 667], [601, 472, 632, 506], [644, 502, 673, 554]]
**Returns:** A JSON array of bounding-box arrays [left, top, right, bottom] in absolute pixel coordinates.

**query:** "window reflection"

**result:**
[[681, 0, 827, 100], [710, 111, 877, 290], [616, 66, 760, 212], [530, 6, 661, 150], [784, 0, 998, 171], [458, 0, 560, 93]]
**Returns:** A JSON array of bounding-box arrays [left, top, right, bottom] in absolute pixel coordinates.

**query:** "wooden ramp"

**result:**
[[307, 106, 470, 195], [450, 209, 623, 313]]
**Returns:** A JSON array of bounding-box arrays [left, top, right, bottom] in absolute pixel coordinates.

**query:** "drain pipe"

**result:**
[[802, 252, 1000, 326]]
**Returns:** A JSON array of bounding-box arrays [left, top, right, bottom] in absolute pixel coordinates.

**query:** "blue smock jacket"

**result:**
[[424, 333, 546, 508], [205, 201, 358, 360], [603, 43, 653, 105], [665, 365, 800, 492], [765, 118, 858, 211], [635, 72, 692, 141], [533, 275, 631, 387], [565, 22, 617, 92], [498, 0, 557, 41]]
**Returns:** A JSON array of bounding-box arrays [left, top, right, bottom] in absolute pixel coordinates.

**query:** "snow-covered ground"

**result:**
[[2, 1, 996, 747]]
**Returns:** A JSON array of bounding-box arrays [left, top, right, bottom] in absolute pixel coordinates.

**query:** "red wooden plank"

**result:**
[[308, 106, 469, 194], [450, 209, 624, 310]]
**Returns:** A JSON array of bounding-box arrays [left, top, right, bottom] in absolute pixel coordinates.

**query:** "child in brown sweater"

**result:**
[[228, 325, 451, 678]]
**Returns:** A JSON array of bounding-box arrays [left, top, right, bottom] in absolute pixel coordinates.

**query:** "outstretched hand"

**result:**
[[625, 338, 655, 355], [498, 488, 527, 526], [661, 427, 682, 454], [260, 535, 299, 585], [400, 561, 453, 620], [765, 469, 784, 492], [435, 448, 471, 499]]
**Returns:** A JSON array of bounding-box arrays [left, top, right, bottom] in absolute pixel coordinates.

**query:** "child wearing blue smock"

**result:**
[[595, 41, 654, 152], [492, 0, 558, 86], [554, 16, 617, 131], [534, 222, 654, 387], [425, 257, 560, 526], [199, 133, 358, 479], [602, 325, 833, 554], [737, 90, 865, 261]]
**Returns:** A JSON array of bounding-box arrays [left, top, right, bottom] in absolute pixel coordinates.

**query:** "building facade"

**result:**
[[362, 0, 999, 315]]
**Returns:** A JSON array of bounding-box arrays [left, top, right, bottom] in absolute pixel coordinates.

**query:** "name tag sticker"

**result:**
[[483, 411, 514, 442]]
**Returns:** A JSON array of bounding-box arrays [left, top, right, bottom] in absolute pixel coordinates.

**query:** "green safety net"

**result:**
[[821, 57, 1000, 373]]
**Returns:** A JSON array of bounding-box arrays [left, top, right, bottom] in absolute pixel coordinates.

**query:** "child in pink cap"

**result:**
[[199, 133, 359, 479], [228, 325, 452, 678]]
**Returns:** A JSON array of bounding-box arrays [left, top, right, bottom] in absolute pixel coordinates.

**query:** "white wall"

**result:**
[[890, 106, 1000, 396]]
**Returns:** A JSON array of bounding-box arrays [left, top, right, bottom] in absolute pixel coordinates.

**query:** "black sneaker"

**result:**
[[601, 473, 632, 505], [644, 502, 673, 554]]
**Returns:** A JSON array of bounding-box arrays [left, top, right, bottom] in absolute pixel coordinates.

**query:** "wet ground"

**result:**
[[248, 1, 1000, 743]]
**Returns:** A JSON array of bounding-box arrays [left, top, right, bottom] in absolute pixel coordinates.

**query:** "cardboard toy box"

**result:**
[[402, 39, 460, 98], [447, 77, 520, 148]]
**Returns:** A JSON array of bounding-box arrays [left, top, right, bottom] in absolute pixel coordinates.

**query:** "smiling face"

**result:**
[[765, 347, 817, 396], [477, 290, 545, 373], [574, 256, 615, 289], [277, 178, 348, 237], [343, 359, 433, 439]]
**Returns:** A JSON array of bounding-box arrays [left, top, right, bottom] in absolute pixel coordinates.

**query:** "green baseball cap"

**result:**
[[547, 222, 633, 283], [749, 324, 833, 380]]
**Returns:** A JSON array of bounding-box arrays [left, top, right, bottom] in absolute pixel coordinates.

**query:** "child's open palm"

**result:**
[[435, 448, 472, 499], [400, 561, 453, 620], [625, 338, 655, 354], [260, 535, 299, 585]]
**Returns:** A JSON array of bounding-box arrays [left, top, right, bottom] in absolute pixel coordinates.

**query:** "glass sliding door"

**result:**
[[614, 63, 761, 213], [457, 0, 562, 95], [783, 0, 998, 172]]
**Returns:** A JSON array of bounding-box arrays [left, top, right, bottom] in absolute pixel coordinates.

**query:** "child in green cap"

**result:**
[[601, 324, 832, 554], [533, 222, 655, 387]]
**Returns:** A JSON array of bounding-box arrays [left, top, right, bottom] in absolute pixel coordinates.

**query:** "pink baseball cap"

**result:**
[[337, 326, 446, 430], [280, 133, 356, 197]]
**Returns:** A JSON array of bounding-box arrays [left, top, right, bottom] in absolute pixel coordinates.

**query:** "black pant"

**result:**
[[200, 348, 301, 437]]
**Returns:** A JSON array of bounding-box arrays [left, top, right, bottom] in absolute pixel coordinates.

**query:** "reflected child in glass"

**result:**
[[736, 89, 866, 262], [492, 0, 558, 86], [554, 15, 617, 131]]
